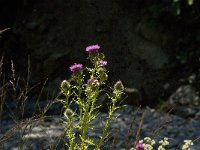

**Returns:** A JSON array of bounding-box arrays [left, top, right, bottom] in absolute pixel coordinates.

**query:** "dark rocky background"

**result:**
[[1, 0, 200, 108]]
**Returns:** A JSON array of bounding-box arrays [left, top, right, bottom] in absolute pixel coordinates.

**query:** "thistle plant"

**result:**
[[59, 44, 124, 150]]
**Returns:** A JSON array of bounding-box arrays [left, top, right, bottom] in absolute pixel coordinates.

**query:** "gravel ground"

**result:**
[[1, 105, 200, 150]]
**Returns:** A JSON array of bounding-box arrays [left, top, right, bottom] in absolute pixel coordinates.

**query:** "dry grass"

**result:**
[[0, 57, 63, 150]]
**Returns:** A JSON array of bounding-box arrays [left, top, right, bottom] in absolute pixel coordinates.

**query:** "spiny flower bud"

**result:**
[[61, 80, 70, 91], [114, 80, 124, 91], [64, 108, 74, 118], [98, 53, 105, 60], [97, 67, 108, 82], [97, 67, 105, 74]]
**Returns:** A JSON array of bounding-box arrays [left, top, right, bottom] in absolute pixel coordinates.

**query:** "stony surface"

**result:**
[[8, 0, 173, 105], [169, 84, 200, 119], [1, 105, 200, 150], [169, 85, 200, 107]]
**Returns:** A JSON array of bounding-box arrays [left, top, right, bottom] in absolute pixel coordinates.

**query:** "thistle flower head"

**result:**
[[69, 63, 83, 72], [87, 78, 99, 86], [97, 60, 107, 66], [86, 44, 100, 52], [136, 143, 145, 150]]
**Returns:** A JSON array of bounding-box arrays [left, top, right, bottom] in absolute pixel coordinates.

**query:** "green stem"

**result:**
[[95, 102, 116, 149]]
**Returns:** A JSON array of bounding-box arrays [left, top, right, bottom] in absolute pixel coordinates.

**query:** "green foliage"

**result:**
[[59, 45, 195, 150], [59, 45, 124, 150]]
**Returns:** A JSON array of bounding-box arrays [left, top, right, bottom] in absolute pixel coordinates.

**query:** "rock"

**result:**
[[169, 85, 200, 106], [135, 19, 171, 47], [121, 88, 142, 106], [11, 0, 171, 105], [168, 85, 200, 118]]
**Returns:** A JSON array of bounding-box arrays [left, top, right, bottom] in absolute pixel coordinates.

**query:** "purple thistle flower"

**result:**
[[136, 143, 145, 150], [69, 63, 83, 72], [87, 79, 92, 85], [97, 60, 107, 66], [86, 44, 100, 52], [87, 79, 99, 86]]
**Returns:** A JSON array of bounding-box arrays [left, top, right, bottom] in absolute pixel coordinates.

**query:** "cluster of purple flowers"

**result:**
[[69, 44, 107, 72], [68, 44, 108, 87]]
